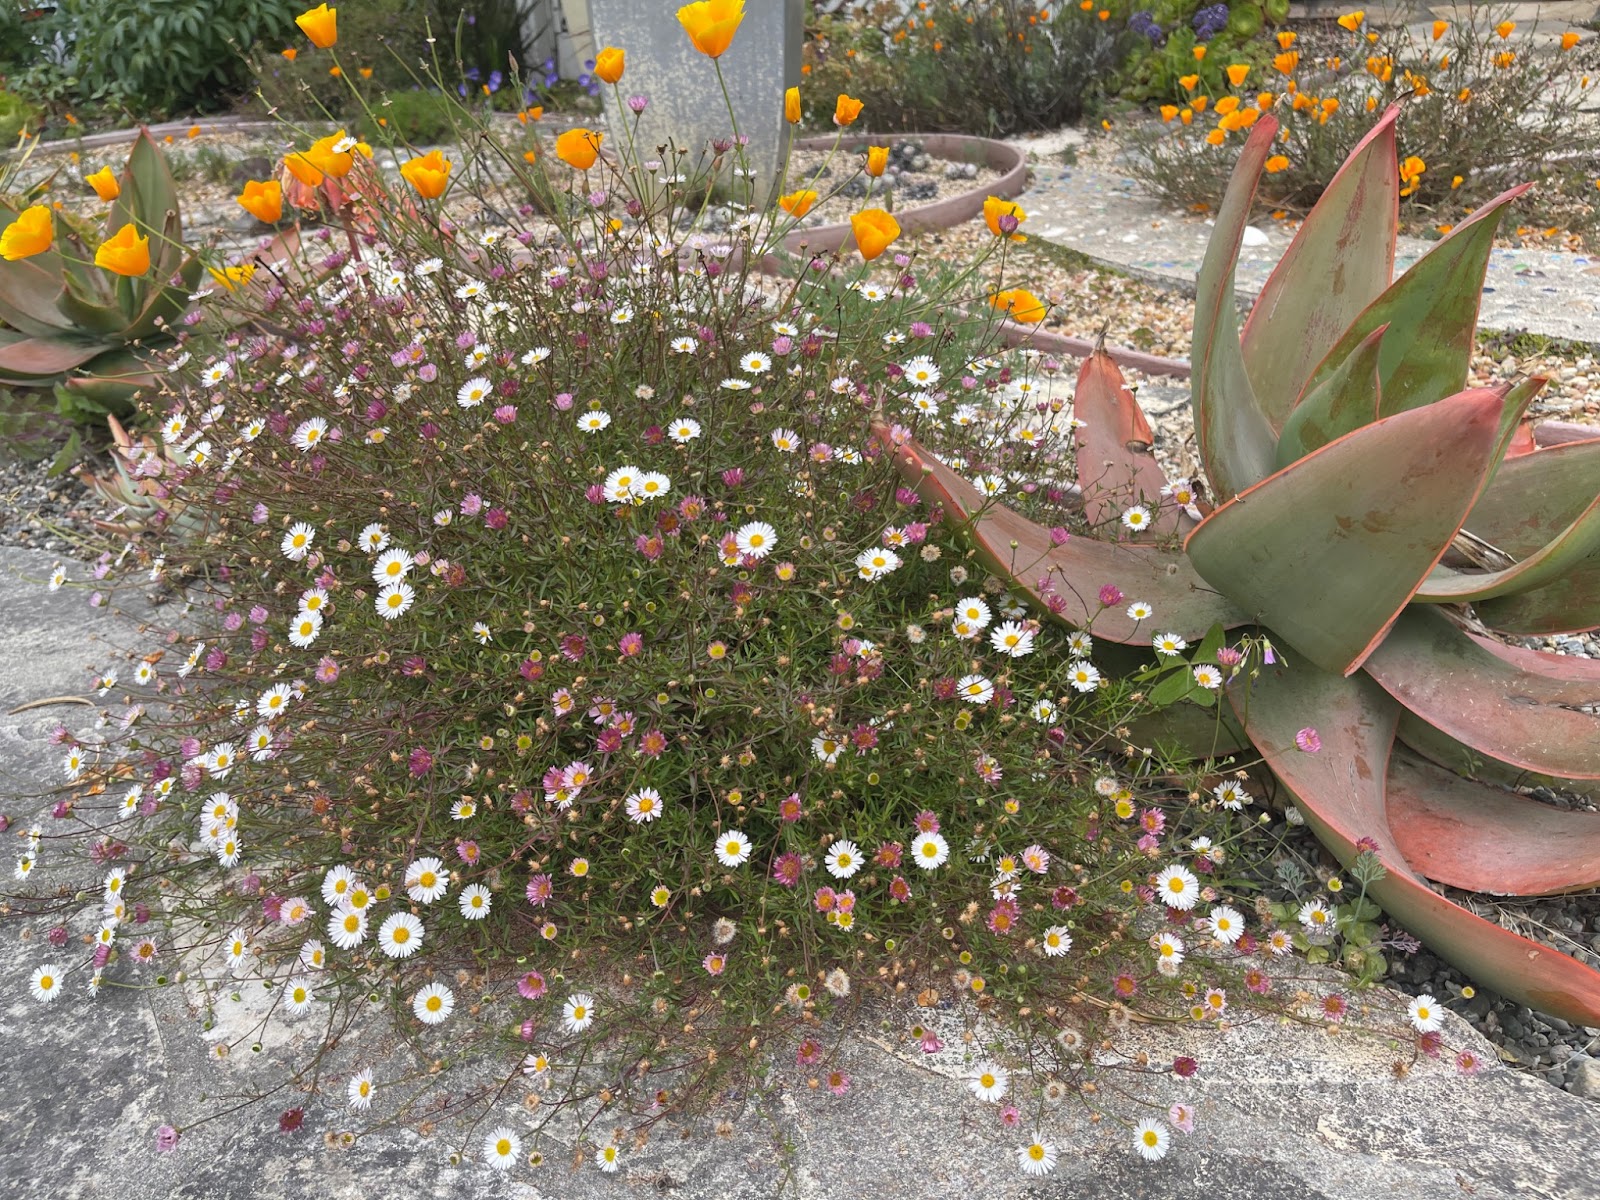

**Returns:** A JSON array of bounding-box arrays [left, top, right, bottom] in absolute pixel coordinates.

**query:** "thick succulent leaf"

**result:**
[[1242, 105, 1399, 426], [1232, 659, 1600, 1025], [1301, 184, 1532, 419], [123, 254, 203, 343], [875, 427, 1250, 642], [1125, 701, 1250, 761], [110, 129, 181, 251], [1473, 555, 1600, 635], [1071, 348, 1175, 535], [1190, 118, 1279, 502], [1465, 434, 1600, 558], [1467, 632, 1600, 682], [1185, 387, 1504, 675], [1396, 710, 1600, 802], [1274, 323, 1384, 468], [1386, 750, 1600, 896], [1363, 607, 1600, 778], [55, 276, 129, 338], [1417, 492, 1600, 602], [0, 337, 107, 382]]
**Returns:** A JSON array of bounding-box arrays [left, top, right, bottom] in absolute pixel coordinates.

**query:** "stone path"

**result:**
[[1017, 138, 1600, 344], [4, 543, 1600, 1198]]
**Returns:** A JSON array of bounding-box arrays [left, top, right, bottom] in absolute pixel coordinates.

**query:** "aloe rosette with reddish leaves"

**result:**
[[877, 106, 1600, 1024]]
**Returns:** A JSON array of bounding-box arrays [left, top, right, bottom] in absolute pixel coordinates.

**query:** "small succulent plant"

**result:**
[[880, 107, 1600, 1024], [0, 129, 201, 410]]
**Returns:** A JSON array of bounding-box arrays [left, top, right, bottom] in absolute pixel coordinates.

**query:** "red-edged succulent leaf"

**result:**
[[1242, 105, 1399, 428], [1504, 422, 1538, 458], [875, 427, 1249, 642], [1191, 118, 1279, 502], [1418, 493, 1600, 603], [1363, 607, 1600, 779], [1465, 434, 1600, 558], [110, 129, 181, 253], [1232, 659, 1600, 1025], [1185, 387, 1504, 675], [0, 336, 107, 382], [1468, 632, 1600, 682], [1473, 556, 1600, 636], [1301, 184, 1532, 420], [1071, 348, 1175, 535], [1274, 323, 1385, 468], [1386, 750, 1600, 896], [1396, 710, 1600, 803]]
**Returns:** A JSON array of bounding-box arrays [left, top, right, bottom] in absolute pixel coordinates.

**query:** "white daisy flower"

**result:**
[[956, 673, 994, 705], [770, 427, 800, 452], [372, 547, 414, 584], [1193, 664, 1224, 690], [1067, 660, 1100, 692], [290, 417, 328, 452], [734, 522, 776, 559], [741, 351, 771, 374], [257, 683, 294, 720], [458, 884, 492, 920], [563, 992, 596, 1033], [30, 964, 64, 1003], [484, 1127, 521, 1172], [1133, 1120, 1170, 1161], [522, 346, 552, 365], [347, 1068, 374, 1110], [1154, 864, 1200, 911], [989, 621, 1034, 657], [714, 830, 752, 867], [283, 977, 315, 1015], [625, 788, 662, 823], [412, 982, 454, 1025], [281, 521, 315, 561], [377, 912, 424, 958], [328, 908, 367, 950], [404, 857, 448, 904], [1041, 926, 1072, 957], [1122, 505, 1153, 532], [968, 1061, 1008, 1103], [456, 376, 492, 408], [668, 418, 702, 442], [577, 410, 612, 433], [911, 832, 949, 870], [1029, 699, 1057, 724], [376, 582, 415, 620], [855, 548, 901, 580], [1408, 992, 1444, 1033], [1018, 1137, 1058, 1177], [824, 839, 862, 879], [1207, 905, 1245, 944], [596, 1143, 622, 1173]]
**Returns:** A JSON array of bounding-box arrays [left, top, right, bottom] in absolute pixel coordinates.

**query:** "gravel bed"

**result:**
[[0, 452, 103, 557]]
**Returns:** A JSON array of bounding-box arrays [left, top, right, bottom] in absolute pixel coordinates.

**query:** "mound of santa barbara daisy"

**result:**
[[0, 1, 1468, 1182]]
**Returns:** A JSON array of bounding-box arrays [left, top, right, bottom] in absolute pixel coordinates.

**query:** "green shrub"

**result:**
[[49, 0, 301, 117], [1121, 9, 1600, 238], [0, 90, 36, 142], [803, 1, 1127, 136], [251, 0, 434, 123], [355, 89, 460, 145]]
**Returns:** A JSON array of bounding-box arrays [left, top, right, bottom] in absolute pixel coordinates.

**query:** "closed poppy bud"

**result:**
[[1563, 31, 1581, 50], [594, 46, 624, 84], [1432, 20, 1448, 40], [834, 93, 864, 125], [1226, 63, 1249, 87], [1192, 45, 1206, 60], [400, 149, 452, 199], [556, 128, 602, 170], [1258, 91, 1275, 109], [281, 48, 297, 61], [990, 287, 1046, 325], [1451, 175, 1463, 188], [94, 223, 150, 276], [778, 189, 818, 216], [1192, 95, 1208, 112], [237, 179, 283, 224], [296, 3, 337, 49], [1264, 155, 1289, 173], [1179, 108, 1193, 125], [1159, 104, 1178, 122], [676, 0, 744, 59], [1277, 31, 1297, 49], [785, 86, 801, 124], [865, 145, 889, 176], [0, 205, 52, 260], [85, 166, 120, 201], [850, 208, 899, 260]]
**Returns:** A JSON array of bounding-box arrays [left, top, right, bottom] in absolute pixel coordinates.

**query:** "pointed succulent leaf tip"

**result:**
[[1274, 323, 1386, 468], [1473, 554, 1600, 635], [1070, 348, 1175, 534], [1300, 183, 1532, 420], [1464, 431, 1600, 558], [1242, 104, 1400, 428], [1231, 659, 1600, 1026], [1190, 117, 1278, 502], [1386, 751, 1600, 897], [1363, 607, 1600, 779], [870, 423, 1248, 642], [1185, 387, 1504, 676]]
